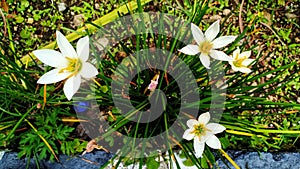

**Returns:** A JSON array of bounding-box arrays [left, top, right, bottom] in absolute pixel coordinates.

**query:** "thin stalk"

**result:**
[[219, 149, 240, 169], [24, 118, 59, 162], [5, 106, 35, 141]]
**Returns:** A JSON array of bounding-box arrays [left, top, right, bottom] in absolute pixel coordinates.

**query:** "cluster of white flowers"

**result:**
[[32, 20, 256, 161], [33, 20, 254, 101], [179, 20, 255, 72], [179, 20, 255, 158]]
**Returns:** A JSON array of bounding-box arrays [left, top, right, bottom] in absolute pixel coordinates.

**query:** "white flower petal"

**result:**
[[77, 36, 89, 62], [187, 119, 198, 128], [198, 112, 210, 125], [183, 128, 195, 140], [37, 69, 71, 84], [238, 67, 252, 74], [239, 50, 251, 59], [205, 20, 220, 41], [191, 23, 205, 45], [194, 137, 205, 158], [232, 48, 240, 59], [63, 75, 81, 100], [179, 45, 199, 55], [230, 64, 240, 72], [33, 49, 68, 68], [200, 132, 213, 143], [80, 62, 98, 78], [199, 53, 210, 69], [210, 50, 233, 61], [206, 123, 226, 134], [206, 135, 222, 149], [56, 31, 78, 58], [242, 59, 255, 67], [212, 36, 237, 49]]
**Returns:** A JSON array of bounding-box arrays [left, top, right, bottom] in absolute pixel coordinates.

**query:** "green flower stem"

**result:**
[[97, 99, 149, 139]]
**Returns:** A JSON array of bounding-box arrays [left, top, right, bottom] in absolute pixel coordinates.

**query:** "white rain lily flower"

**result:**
[[183, 112, 226, 158], [33, 31, 98, 100], [229, 48, 255, 74], [179, 20, 237, 69]]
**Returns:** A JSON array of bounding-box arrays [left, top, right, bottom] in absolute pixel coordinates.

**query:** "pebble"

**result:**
[[223, 9, 231, 16], [58, 2, 67, 12], [73, 14, 85, 27], [27, 18, 34, 24], [210, 15, 222, 21]]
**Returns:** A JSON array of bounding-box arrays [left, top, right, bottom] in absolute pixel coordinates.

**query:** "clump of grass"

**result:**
[[0, 0, 299, 169]]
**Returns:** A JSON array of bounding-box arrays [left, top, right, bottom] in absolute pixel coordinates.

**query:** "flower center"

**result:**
[[59, 57, 82, 76], [199, 41, 213, 54], [193, 124, 207, 136], [233, 55, 247, 68]]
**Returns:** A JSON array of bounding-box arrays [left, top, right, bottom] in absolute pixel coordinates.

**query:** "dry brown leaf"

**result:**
[[1, 0, 9, 12], [82, 139, 109, 155]]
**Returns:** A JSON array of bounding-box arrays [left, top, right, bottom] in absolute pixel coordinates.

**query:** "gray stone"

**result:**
[[215, 151, 300, 169], [1, 150, 300, 169]]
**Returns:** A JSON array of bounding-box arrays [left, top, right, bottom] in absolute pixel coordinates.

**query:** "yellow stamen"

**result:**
[[233, 55, 247, 68], [192, 123, 211, 137], [59, 57, 83, 76], [199, 41, 213, 54]]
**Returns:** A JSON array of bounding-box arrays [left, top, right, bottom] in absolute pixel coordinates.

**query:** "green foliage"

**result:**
[[0, 28, 86, 161], [61, 139, 87, 155], [0, 0, 299, 169], [146, 157, 160, 169]]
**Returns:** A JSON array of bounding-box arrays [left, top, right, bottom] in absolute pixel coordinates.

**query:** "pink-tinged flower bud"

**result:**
[[147, 75, 159, 91]]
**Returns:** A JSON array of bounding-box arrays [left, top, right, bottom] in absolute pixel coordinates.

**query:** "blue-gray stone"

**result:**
[[1, 150, 300, 169], [0, 151, 113, 169], [215, 151, 300, 169]]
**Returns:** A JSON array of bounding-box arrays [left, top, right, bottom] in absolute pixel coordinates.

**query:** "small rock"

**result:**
[[210, 15, 222, 21], [223, 9, 231, 16], [58, 2, 67, 12], [266, 73, 274, 78], [95, 3, 100, 10], [27, 18, 34, 24], [285, 13, 298, 19], [73, 14, 84, 27]]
